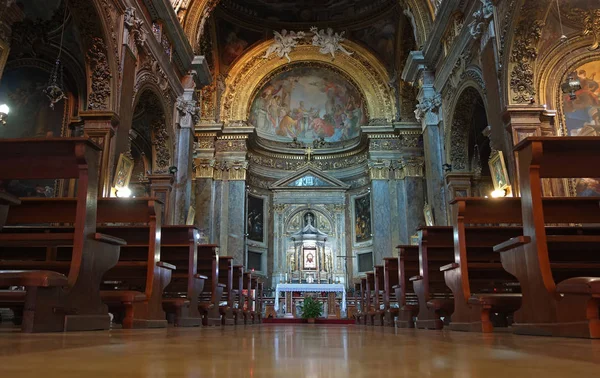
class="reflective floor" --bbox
[0,325,599,377]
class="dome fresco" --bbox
[249,66,366,144]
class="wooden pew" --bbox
[0,138,125,332]
[499,137,600,338]
[242,272,255,324]
[383,257,399,327]
[250,276,261,323]
[394,246,420,328]
[161,226,206,327]
[408,230,455,330]
[218,256,235,325]
[232,265,245,325]
[4,197,176,328]
[256,281,264,324]
[197,245,223,326]
[95,198,174,329]
[0,191,20,230]
[452,196,600,334]
[370,265,385,326]
[365,272,375,325]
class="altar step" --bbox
[262,318,355,325]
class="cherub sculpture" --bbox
[310,27,353,60]
[264,29,306,63]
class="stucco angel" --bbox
[310,27,353,60]
[264,30,306,63]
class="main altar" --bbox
[274,283,346,318]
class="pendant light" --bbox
[557,0,582,100]
[43,0,69,109]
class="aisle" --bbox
[0,325,598,377]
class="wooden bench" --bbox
[4,197,176,328]
[394,246,420,328]
[161,226,206,327]
[370,265,385,326]
[453,196,600,335]
[408,229,455,330]
[365,272,375,325]
[197,245,223,326]
[0,191,20,230]
[499,136,600,338]
[383,257,399,327]
[218,256,235,325]
[242,272,256,324]
[232,265,245,325]
[0,138,125,332]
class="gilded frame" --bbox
[488,150,510,190]
[113,153,134,189]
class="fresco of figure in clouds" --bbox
[249,66,366,144]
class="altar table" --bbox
[274,283,346,312]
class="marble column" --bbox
[174,91,199,225]
[194,132,217,242]
[213,135,249,264]
[415,71,447,225]
[395,157,426,244]
[369,160,392,265]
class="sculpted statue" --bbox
[310,27,353,59]
[264,30,306,63]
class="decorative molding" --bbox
[215,139,247,153]
[211,159,248,180]
[86,37,112,110]
[414,93,442,121]
[310,27,353,59]
[368,159,391,180]
[194,157,213,178]
[397,156,424,179]
[468,0,494,39]
[509,2,544,104]
[176,95,200,128]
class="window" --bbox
[358,252,373,273]
[247,251,262,272]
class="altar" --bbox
[274,283,346,318]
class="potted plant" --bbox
[300,296,323,324]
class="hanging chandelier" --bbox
[556,0,581,100]
[43,0,69,109]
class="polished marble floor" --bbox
[0,325,599,377]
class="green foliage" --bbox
[299,296,323,319]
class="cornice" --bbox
[143,0,195,76]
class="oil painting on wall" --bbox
[247,195,264,242]
[562,60,600,196]
[249,66,366,143]
[354,194,372,243]
[218,19,263,68]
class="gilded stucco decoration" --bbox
[446,86,482,172]
[220,39,396,127]
[563,8,600,51]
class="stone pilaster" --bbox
[414,70,447,225]
[194,132,216,243]
[368,159,392,265]
[395,156,425,243]
[212,135,249,264]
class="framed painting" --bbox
[423,202,434,226]
[354,194,372,243]
[186,206,195,226]
[113,153,134,189]
[488,150,510,190]
[247,195,264,242]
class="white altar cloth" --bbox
[274,283,346,312]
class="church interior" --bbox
[0,0,600,376]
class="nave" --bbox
[0,325,598,378]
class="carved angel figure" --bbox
[310,27,353,60]
[264,29,306,63]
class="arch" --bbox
[220,39,396,126]
[131,87,174,174]
[68,0,120,111]
[445,84,488,172]
[284,206,335,236]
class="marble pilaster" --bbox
[369,168,392,265]
[395,157,425,243]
